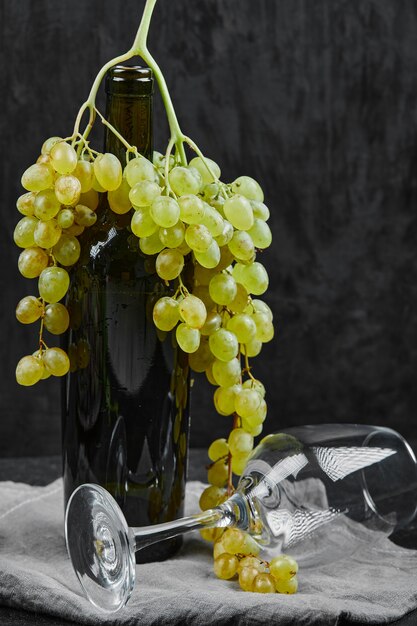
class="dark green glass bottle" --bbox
[62,66,190,562]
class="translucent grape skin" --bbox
[42,347,70,376]
[155,249,184,281]
[93,153,123,191]
[43,303,70,334]
[152,297,180,331]
[179,295,207,329]
[176,323,200,353]
[18,247,49,278]
[16,355,44,386]
[16,296,43,324]
[38,267,70,303]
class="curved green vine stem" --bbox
[72,0,188,165]
[94,107,137,153]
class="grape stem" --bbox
[72,0,188,165]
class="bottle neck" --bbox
[104,92,153,165]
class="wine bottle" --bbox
[62,65,190,562]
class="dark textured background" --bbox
[0,0,416,456]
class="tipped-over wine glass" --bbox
[65,423,417,612]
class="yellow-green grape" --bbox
[242,378,266,397]
[21,163,53,192]
[179,295,207,329]
[79,188,99,211]
[41,136,63,155]
[275,576,298,594]
[232,262,246,283]
[15,296,43,324]
[253,573,275,594]
[228,428,253,456]
[208,438,229,462]
[240,401,267,430]
[242,339,262,358]
[188,337,215,372]
[155,249,184,281]
[207,458,228,487]
[251,200,270,221]
[178,194,205,224]
[199,485,226,511]
[73,160,94,192]
[150,196,180,228]
[213,536,227,559]
[153,297,180,331]
[222,528,246,553]
[231,176,264,202]
[228,230,255,261]
[250,298,273,320]
[269,555,298,581]
[213,384,241,415]
[176,323,200,353]
[64,224,85,237]
[43,303,70,334]
[108,177,132,214]
[93,153,122,191]
[216,245,235,271]
[18,247,49,278]
[34,218,61,249]
[52,234,81,266]
[212,357,241,387]
[224,195,254,231]
[206,364,217,385]
[215,220,234,247]
[202,182,220,202]
[200,528,223,542]
[238,556,266,574]
[159,222,185,248]
[42,347,70,376]
[208,273,237,305]
[201,206,224,237]
[239,262,269,296]
[209,328,239,362]
[129,180,160,208]
[33,189,61,221]
[252,312,274,343]
[239,566,259,592]
[55,175,81,206]
[200,311,222,336]
[192,285,214,311]
[185,223,212,253]
[189,156,221,185]
[235,388,262,419]
[247,219,272,249]
[16,355,44,386]
[213,553,238,580]
[229,283,249,313]
[16,192,36,216]
[50,141,77,174]
[13,216,38,248]
[169,166,202,196]
[194,239,221,269]
[74,205,97,227]
[131,208,158,237]
[227,313,257,344]
[139,231,164,255]
[92,173,106,192]
[38,266,69,303]
[231,452,250,475]
[241,419,263,437]
[124,156,156,186]
[194,263,216,285]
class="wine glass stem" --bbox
[132,502,239,552]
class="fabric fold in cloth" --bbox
[0,479,416,625]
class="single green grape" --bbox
[185,223,212,253]
[34,189,61,221]
[18,247,49,279]
[79,188,99,211]
[176,323,200,353]
[209,273,237,305]
[52,234,81,266]
[212,357,241,387]
[238,566,259,592]
[251,200,270,221]
[159,221,185,248]
[43,303,70,335]
[152,297,180,331]
[56,209,74,229]
[155,249,184,281]
[139,231,165,255]
[224,194,254,231]
[199,485,226,511]
[38,266,70,303]
[229,283,249,313]
[226,313,257,344]
[247,219,272,249]
[73,160,94,193]
[200,311,222,336]
[169,166,202,196]
[16,192,36,216]
[150,196,180,228]
[213,553,238,580]
[41,136,63,155]
[93,153,122,191]
[55,175,81,206]
[188,338,215,372]
[194,239,221,269]
[108,177,132,214]
[13,216,38,248]
[21,163,53,192]
[178,194,206,224]
[209,328,239,362]
[208,438,229,462]
[231,176,264,202]
[269,555,299,581]
[234,388,262,419]
[131,208,158,238]
[275,576,298,594]
[15,296,43,324]
[179,295,207,329]
[228,230,255,261]
[16,355,44,386]
[189,156,221,185]
[242,378,266,398]
[50,141,78,175]
[74,205,97,227]
[228,428,254,456]
[213,384,241,415]
[240,262,269,296]
[252,573,275,594]
[129,180,161,208]
[207,459,228,487]
[201,206,224,237]
[124,156,156,186]
[42,347,70,376]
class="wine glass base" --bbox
[65,483,135,612]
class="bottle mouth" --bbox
[105,65,153,96]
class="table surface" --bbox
[0,450,416,626]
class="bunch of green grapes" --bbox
[203,526,299,594]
